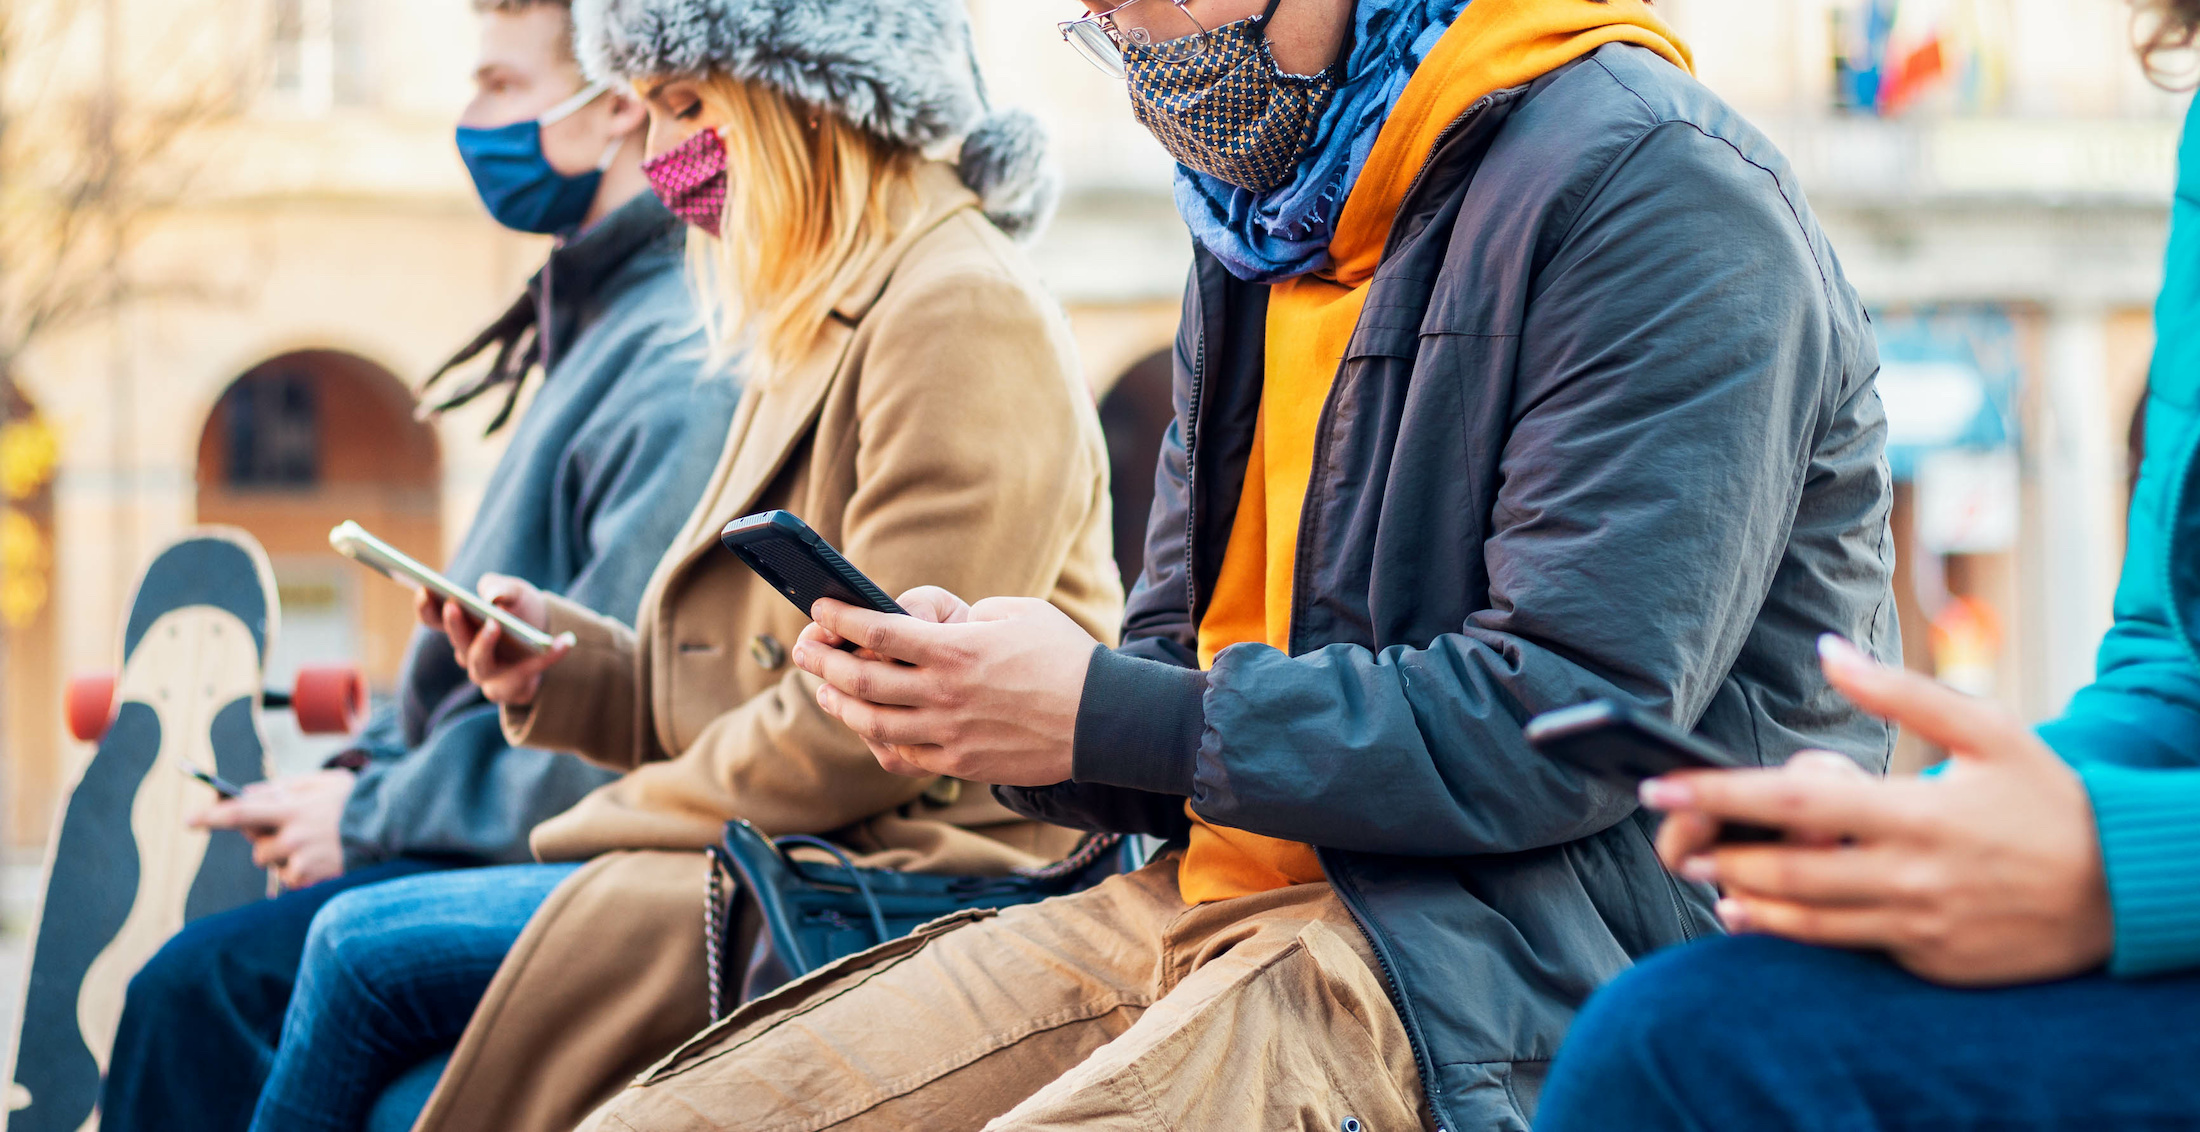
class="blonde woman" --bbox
[241,2,1123,1129]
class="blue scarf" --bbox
[1175,0,1470,283]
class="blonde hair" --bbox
[684,76,920,378]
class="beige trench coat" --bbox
[408,162,1123,1132]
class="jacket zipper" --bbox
[2158,423,2200,657]
[1323,849,1449,1132]
[1286,98,1505,1132]
[1182,305,1209,618]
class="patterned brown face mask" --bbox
[1125,14,1338,194]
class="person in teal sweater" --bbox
[1534,2,2200,1127]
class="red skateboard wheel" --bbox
[65,674,118,742]
[291,666,367,735]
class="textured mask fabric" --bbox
[1172,0,1469,283]
[1126,17,1338,194]
[644,128,730,237]
[456,119,606,234]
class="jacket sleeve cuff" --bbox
[2077,762,2200,977]
[1070,644,1204,797]
[500,594,638,763]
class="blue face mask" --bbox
[456,82,616,235]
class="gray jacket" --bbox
[1001,46,1897,1130]
[342,193,737,868]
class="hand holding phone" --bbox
[720,512,906,651]
[439,574,571,708]
[1524,700,1782,844]
[330,521,556,655]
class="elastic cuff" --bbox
[2078,762,2200,977]
[1070,645,1204,797]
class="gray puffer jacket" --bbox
[1000,45,1897,1131]
[342,193,738,868]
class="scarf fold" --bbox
[1177,0,1469,283]
[1182,0,1691,284]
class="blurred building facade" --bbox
[0,0,537,848]
[1690,0,2186,769]
[0,0,2185,847]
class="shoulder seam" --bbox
[1584,54,1836,305]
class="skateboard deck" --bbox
[5,528,280,1132]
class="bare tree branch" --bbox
[0,0,247,382]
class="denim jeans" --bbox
[1536,933,2200,1132]
[100,858,446,1132]
[245,862,579,1132]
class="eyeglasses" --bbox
[1058,0,1209,79]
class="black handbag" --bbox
[705,818,1142,1019]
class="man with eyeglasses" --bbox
[577,1,1896,1129]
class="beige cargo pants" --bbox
[576,854,1431,1132]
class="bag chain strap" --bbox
[1010,831,1123,881]
[705,848,731,1022]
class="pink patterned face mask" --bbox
[643,127,729,237]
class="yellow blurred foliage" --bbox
[1,507,50,627]
[2,417,60,502]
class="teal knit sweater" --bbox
[2035,101,2200,978]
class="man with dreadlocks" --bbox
[97,3,735,1129]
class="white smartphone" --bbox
[328,520,555,655]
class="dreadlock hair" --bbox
[418,287,542,436]
[2137,0,2200,87]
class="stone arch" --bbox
[195,350,442,734]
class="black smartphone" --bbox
[1523,700,1780,844]
[719,512,907,649]
[178,764,243,800]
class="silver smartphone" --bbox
[328,520,555,655]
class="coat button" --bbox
[1340,1120,1362,1132]
[748,633,787,670]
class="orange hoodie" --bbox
[1182,0,1692,905]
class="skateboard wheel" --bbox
[64,674,118,742]
[291,666,367,735]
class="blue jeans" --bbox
[244,862,578,1132]
[1537,934,2200,1132]
[100,858,446,1132]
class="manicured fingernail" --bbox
[1639,778,1692,810]
[1680,856,1718,883]
[1716,898,1751,932]
[1818,634,1866,669]
[555,632,576,649]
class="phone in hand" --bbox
[719,512,905,651]
[329,521,554,655]
[179,763,243,800]
[1524,700,1781,844]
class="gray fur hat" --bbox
[573,0,1059,241]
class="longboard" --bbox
[4,529,289,1132]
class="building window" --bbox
[270,0,371,112]
[224,370,320,488]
